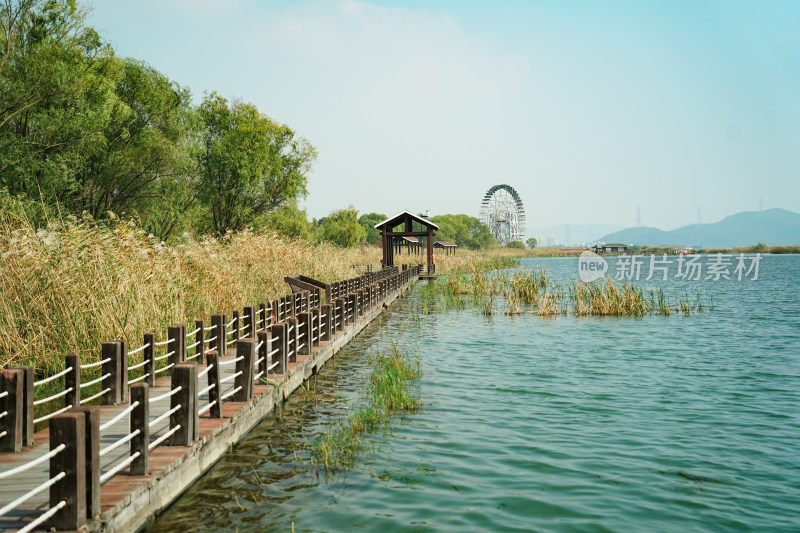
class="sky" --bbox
[86,0,800,233]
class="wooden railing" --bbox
[0,266,420,531]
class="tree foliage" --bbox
[506,240,525,249]
[196,93,316,235]
[358,212,386,245]
[317,206,366,247]
[0,1,317,241]
[429,214,497,250]
[526,237,537,249]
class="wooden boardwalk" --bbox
[0,269,417,532]
[0,353,275,531]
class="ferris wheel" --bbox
[479,184,526,246]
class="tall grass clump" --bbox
[570,277,650,317]
[0,198,379,376]
[312,344,421,472]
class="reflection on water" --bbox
[151,256,800,533]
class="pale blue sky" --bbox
[87,0,800,232]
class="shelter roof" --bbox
[434,241,457,247]
[374,210,439,231]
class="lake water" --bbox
[149,255,800,532]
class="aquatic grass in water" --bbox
[312,344,421,472]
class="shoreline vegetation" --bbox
[310,344,422,473]
[507,244,800,257]
[419,261,711,318]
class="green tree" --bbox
[318,206,366,247]
[506,240,524,249]
[429,214,497,250]
[358,212,386,245]
[196,92,316,234]
[526,237,537,249]
[257,201,312,240]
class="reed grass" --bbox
[0,204,380,378]
[311,344,421,472]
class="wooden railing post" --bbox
[194,320,204,360]
[204,351,222,418]
[232,310,241,342]
[118,339,129,402]
[102,342,122,405]
[130,383,149,475]
[234,339,255,402]
[334,298,345,333]
[71,406,100,519]
[347,293,357,324]
[169,363,198,446]
[297,312,311,355]
[144,333,156,386]
[269,323,288,375]
[259,303,268,332]
[243,305,256,339]
[50,412,86,530]
[286,317,298,363]
[310,308,320,348]
[168,325,185,373]
[0,369,24,452]
[65,353,81,409]
[257,330,269,375]
[211,314,226,358]
[320,304,331,343]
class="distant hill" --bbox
[528,224,625,246]
[597,208,800,248]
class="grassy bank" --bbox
[312,344,421,472]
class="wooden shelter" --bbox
[433,241,458,256]
[374,211,439,273]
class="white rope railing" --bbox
[149,425,180,451]
[128,342,151,356]
[253,371,264,382]
[198,401,216,416]
[100,452,141,484]
[80,357,111,369]
[149,404,181,429]
[0,411,7,419]
[198,383,215,397]
[79,388,110,405]
[0,471,66,519]
[33,367,73,387]
[186,340,201,351]
[153,338,175,347]
[268,348,280,358]
[204,324,216,331]
[17,500,67,533]
[225,337,237,346]
[129,373,150,384]
[33,404,74,424]
[0,443,66,479]
[149,386,182,404]
[256,340,264,351]
[99,429,140,458]
[205,335,217,343]
[128,359,148,371]
[154,350,175,362]
[33,387,72,406]
[220,386,242,402]
[297,343,306,351]
[268,360,280,372]
[254,357,264,367]
[80,373,110,389]
[226,317,237,328]
[219,371,242,385]
[154,363,174,375]
[186,327,200,337]
[0,391,7,399]
[198,364,214,379]
[218,356,244,367]
[99,401,139,432]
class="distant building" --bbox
[592,243,628,254]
